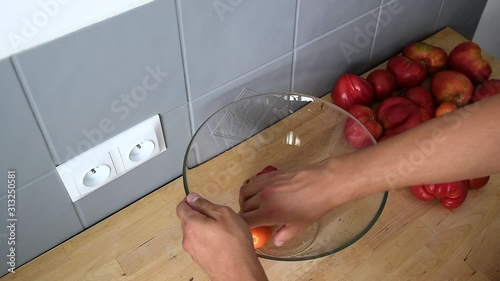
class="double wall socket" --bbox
[56,115,167,202]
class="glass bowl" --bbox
[182,93,387,261]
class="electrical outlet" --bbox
[115,117,164,170]
[71,152,117,195]
[57,115,167,202]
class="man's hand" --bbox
[239,161,351,247]
[177,193,268,281]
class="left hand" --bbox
[177,193,268,281]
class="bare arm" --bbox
[240,95,500,245]
[332,94,500,200]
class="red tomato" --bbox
[331,74,374,110]
[375,87,434,140]
[435,102,457,117]
[448,42,492,84]
[411,180,469,209]
[251,226,272,248]
[367,69,397,101]
[387,55,427,89]
[431,70,473,107]
[468,176,490,190]
[402,42,447,74]
[473,79,500,102]
[256,165,278,176]
[344,105,383,148]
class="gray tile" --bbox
[189,52,293,132]
[187,93,299,167]
[296,0,381,46]
[436,0,487,40]
[0,171,83,276]
[371,0,443,65]
[0,58,54,197]
[178,0,295,100]
[73,105,191,227]
[13,0,187,164]
[293,12,377,97]
[473,0,500,58]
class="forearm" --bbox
[331,95,500,200]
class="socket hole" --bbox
[82,165,111,187]
[129,140,155,162]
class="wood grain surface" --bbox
[2,28,499,281]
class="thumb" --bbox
[186,193,218,218]
[273,224,301,247]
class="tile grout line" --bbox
[0,169,54,195]
[433,0,446,32]
[173,0,195,136]
[294,6,381,51]
[10,56,61,165]
[290,0,301,92]
[188,50,294,105]
[369,4,383,65]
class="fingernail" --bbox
[275,241,284,247]
[187,193,200,204]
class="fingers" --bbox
[239,194,260,214]
[273,224,301,247]
[176,198,199,221]
[186,193,226,219]
[239,209,262,229]
[239,180,266,207]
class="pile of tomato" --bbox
[333,41,498,209]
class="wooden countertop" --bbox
[3,28,499,281]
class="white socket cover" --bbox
[56,115,167,202]
[116,121,161,170]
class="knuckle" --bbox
[181,220,194,234]
[182,238,191,254]
[260,187,275,200]
[217,205,233,216]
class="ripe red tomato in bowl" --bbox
[251,226,273,248]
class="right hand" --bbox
[239,160,355,246]
[177,193,267,281]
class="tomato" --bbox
[472,79,500,102]
[402,42,447,74]
[411,180,469,209]
[331,74,374,110]
[344,105,382,148]
[251,226,272,248]
[435,102,457,117]
[468,176,490,190]
[448,42,492,84]
[256,165,278,176]
[431,70,473,107]
[375,87,434,140]
[366,69,397,101]
[387,55,427,89]
[401,86,435,121]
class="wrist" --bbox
[323,154,375,207]
[213,251,267,281]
